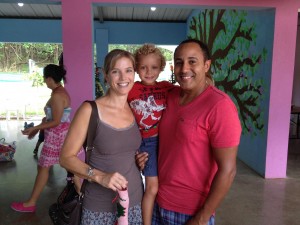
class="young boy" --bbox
[128,44,173,225]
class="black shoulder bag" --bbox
[49,101,98,225]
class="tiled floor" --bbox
[217,138,300,225]
[0,120,66,225]
[1,120,300,225]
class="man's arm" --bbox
[187,146,238,225]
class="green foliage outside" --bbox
[0,43,63,73]
[0,43,173,88]
[23,70,44,87]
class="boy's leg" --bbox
[142,176,158,225]
[140,136,158,225]
[33,130,45,155]
[33,141,42,155]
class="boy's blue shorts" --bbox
[140,136,158,177]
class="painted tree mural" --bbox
[188,9,267,135]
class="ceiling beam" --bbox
[97,6,104,23]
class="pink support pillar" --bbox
[61,0,94,117]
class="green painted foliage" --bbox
[188,9,267,135]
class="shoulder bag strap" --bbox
[80,100,99,194]
[83,100,98,162]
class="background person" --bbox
[11,64,71,212]
[137,39,242,225]
[60,49,143,225]
[128,44,173,225]
[33,129,44,155]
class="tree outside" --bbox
[0,43,63,72]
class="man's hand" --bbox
[135,151,148,171]
[186,213,210,225]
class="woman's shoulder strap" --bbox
[83,100,98,152]
[84,100,98,119]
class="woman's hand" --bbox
[21,127,39,139]
[135,151,148,171]
[41,117,47,123]
[96,171,128,192]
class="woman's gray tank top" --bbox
[83,114,143,212]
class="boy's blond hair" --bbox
[134,44,166,71]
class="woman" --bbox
[60,49,143,225]
[11,64,71,212]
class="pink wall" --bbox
[61,0,300,178]
[62,0,94,116]
[265,5,299,178]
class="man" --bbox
[137,39,242,225]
